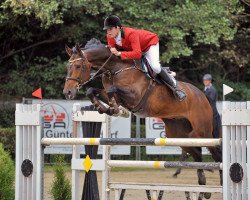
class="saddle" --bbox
[137,56,176,83]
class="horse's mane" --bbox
[71,38,105,54]
[81,38,133,64]
[72,38,134,65]
[82,38,106,50]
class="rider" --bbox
[103,15,186,101]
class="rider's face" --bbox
[107,27,120,38]
[203,80,211,87]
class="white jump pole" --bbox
[41,138,222,147]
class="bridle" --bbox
[66,49,145,90]
[66,50,113,91]
[66,57,85,82]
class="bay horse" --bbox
[63,39,222,200]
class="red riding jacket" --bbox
[107,27,159,60]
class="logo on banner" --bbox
[43,103,72,138]
[151,118,166,138]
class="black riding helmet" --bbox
[103,15,122,30]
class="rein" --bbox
[66,50,144,89]
[85,52,113,83]
[104,60,145,81]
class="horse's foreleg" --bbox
[86,87,110,114]
[107,86,120,115]
[98,87,129,118]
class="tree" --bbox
[0,0,248,100]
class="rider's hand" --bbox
[110,47,121,57]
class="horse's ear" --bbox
[65,44,72,56]
[76,43,84,57]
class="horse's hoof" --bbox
[173,168,181,178]
[97,107,104,114]
[204,192,211,199]
[172,173,178,178]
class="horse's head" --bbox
[63,44,92,99]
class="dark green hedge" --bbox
[0,128,15,158]
[0,106,15,128]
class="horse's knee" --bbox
[107,86,117,98]
[86,87,101,98]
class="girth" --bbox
[131,79,156,113]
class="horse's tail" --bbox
[212,113,222,138]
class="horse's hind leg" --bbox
[182,147,209,200]
[208,146,223,185]
[173,150,189,178]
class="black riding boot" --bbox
[158,69,186,101]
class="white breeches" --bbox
[144,43,161,74]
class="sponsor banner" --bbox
[26,99,131,155]
[145,117,210,155]
[26,99,222,155]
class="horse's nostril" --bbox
[63,88,75,99]
[63,89,71,98]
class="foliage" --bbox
[1,56,67,98]
[0,143,15,200]
[50,155,71,200]
[0,0,249,100]
[0,105,15,128]
[0,128,15,158]
[113,0,238,61]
